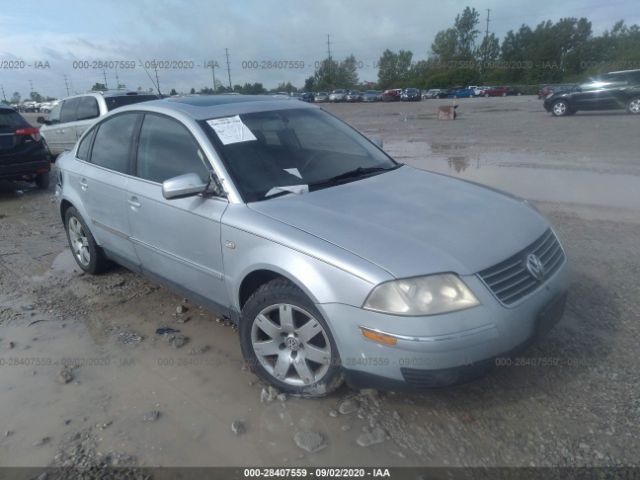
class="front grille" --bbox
[478,229,565,305]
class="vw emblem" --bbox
[525,253,545,281]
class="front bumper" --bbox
[317,261,569,389]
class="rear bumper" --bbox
[0,159,50,179]
[318,261,570,389]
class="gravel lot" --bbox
[1,96,639,470]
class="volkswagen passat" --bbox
[55,96,569,395]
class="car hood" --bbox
[248,166,548,278]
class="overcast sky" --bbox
[1,0,637,99]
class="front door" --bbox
[125,113,230,310]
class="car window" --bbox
[136,114,209,184]
[0,109,29,133]
[76,97,99,121]
[60,97,81,123]
[89,113,139,173]
[48,102,62,124]
[76,127,96,161]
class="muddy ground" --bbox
[0,96,639,470]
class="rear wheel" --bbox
[240,279,344,396]
[627,97,640,114]
[64,207,110,274]
[551,100,570,117]
[35,172,49,190]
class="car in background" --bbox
[361,90,380,102]
[543,69,640,116]
[329,89,348,102]
[56,95,569,394]
[38,91,158,156]
[39,101,59,113]
[537,84,577,99]
[436,89,455,99]
[314,92,329,103]
[381,89,402,102]
[448,87,475,98]
[0,105,51,189]
[299,92,315,103]
[422,89,441,99]
[345,90,362,102]
[482,86,520,97]
[22,101,39,112]
[401,88,421,101]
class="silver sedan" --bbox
[55,95,569,396]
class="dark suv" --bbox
[544,69,640,116]
[0,106,51,189]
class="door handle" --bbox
[79,178,88,191]
[128,196,141,209]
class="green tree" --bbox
[377,49,413,88]
[11,92,21,104]
[169,88,178,95]
[91,83,107,92]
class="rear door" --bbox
[79,112,141,263]
[125,113,229,309]
[58,97,81,151]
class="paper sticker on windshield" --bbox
[206,115,257,145]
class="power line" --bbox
[225,48,232,89]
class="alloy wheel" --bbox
[251,303,332,386]
[553,102,567,116]
[68,216,90,266]
[629,98,640,114]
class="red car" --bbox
[381,89,402,102]
[482,86,520,97]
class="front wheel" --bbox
[627,97,640,114]
[551,100,570,117]
[240,279,344,396]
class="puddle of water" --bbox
[386,141,640,212]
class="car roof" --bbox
[118,94,317,120]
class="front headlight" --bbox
[363,274,480,316]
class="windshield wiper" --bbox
[309,165,399,189]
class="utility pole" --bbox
[1,86,6,102]
[485,9,491,40]
[102,70,109,90]
[225,48,232,89]
[29,80,34,94]
[63,75,70,96]
[211,61,217,92]
[115,68,121,90]
[154,65,161,95]
[326,34,332,85]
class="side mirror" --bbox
[36,116,46,124]
[371,136,384,149]
[162,173,208,200]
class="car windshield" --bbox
[201,108,398,202]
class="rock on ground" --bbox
[293,431,327,454]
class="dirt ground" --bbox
[1,96,639,470]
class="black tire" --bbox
[64,206,110,274]
[240,279,344,397]
[551,99,570,117]
[627,97,640,114]
[35,171,50,190]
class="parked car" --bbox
[314,92,329,103]
[401,88,421,101]
[56,95,569,394]
[436,89,455,99]
[381,89,402,101]
[537,84,578,99]
[422,89,441,99]
[361,90,380,102]
[544,69,640,116]
[0,105,51,189]
[481,86,519,97]
[329,89,347,102]
[38,91,158,156]
[448,87,475,98]
[299,92,315,103]
[345,90,362,102]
